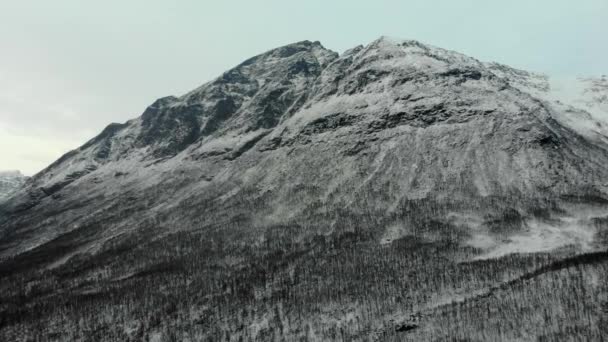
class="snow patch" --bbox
[473,217,598,260]
[380,223,408,244]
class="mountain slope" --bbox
[1,37,607,341]
[0,171,27,203]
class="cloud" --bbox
[0,123,83,176]
[0,53,139,175]
[0,70,100,175]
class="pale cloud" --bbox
[0,123,84,175]
[0,65,119,175]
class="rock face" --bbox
[1,37,608,341]
[0,171,27,203]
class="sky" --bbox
[0,0,607,175]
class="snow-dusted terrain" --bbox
[0,171,27,203]
[1,37,607,341]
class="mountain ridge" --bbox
[1,37,608,341]
[2,36,608,259]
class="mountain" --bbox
[1,37,607,341]
[0,171,27,203]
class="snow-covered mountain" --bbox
[1,37,607,341]
[486,63,608,143]
[0,171,27,203]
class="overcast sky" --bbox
[1,0,607,175]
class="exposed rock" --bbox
[1,36,608,341]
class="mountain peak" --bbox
[3,37,608,341]
[369,35,441,50]
[372,35,419,45]
[350,36,484,73]
[264,39,330,54]
[7,38,608,219]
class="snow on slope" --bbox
[486,63,608,144]
[2,37,608,262]
[0,170,27,203]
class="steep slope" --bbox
[0,171,27,203]
[486,63,608,144]
[1,37,607,341]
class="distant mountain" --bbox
[1,37,607,341]
[0,171,27,203]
